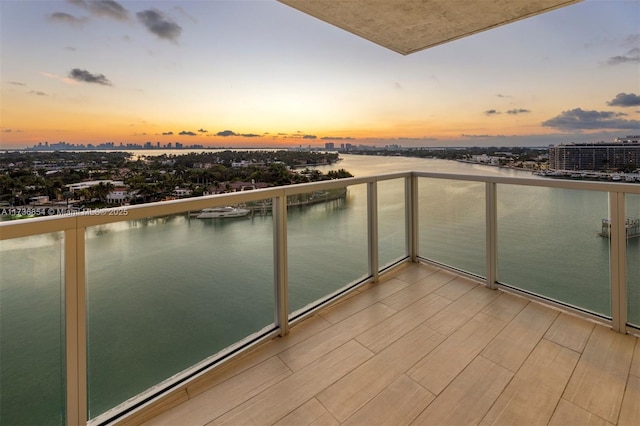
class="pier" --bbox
[246,188,348,216]
[598,218,640,239]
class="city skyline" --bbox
[1,0,639,149]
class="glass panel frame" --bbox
[626,193,640,327]
[377,178,408,270]
[0,232,66,425]
[287,184,368,315]
[85,208,275,418]
[497,184,611,317]
[417,177,486,277]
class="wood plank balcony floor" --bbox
[122,262,640,426]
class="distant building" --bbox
[470,154,500,165]
[106,187,129,204]
[172,187,192,198]
[228,181,269,192]
[65,180,125,192]
[549,136,640,171]
[231,160,265,168]
[29,196,50,205]
[325,142,335,150]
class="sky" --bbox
[0,0,639,149]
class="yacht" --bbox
[196,206,250,219]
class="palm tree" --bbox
[91,182,115,204]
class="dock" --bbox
[598,217,640,239]
[246,188,348,216]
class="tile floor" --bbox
[119,262,640,426]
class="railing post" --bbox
[65,226,87,425]
[609,191,627,333]
[368,181,379,282]
[485,182,498,289]
[407,174,418,262]
[273,195,289,336]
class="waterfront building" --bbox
[172,187,192,198]
[549,136,640,171]
[105,187,130,204]
[65,180,124,192]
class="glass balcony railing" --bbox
[0,232,66,425]
[417,177,485,277]
[497,185,610,316]
[288,184,369,316]
[628,194,640,327]
[85,209,276,418]
[0,172,638,425]
[377,178,408,270]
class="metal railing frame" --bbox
[1,171,638,425]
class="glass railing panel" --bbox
[417,177,486,277]
[497,185,610,316]
[86,207,274,419]
[0,232,65,425]
[627,193,640,328]
[288,185,368,314]
[378,178,407,269]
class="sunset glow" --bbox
[1,0,639,149]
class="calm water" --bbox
[1,154,638,424]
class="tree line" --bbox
[0,151,350,206]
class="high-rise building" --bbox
[549,136,640,171]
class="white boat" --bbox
[196,206,250,219]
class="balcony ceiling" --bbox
[277,0,582,55]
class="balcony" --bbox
[1,171,639,425]
[132,262,639,425]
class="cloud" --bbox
[608,47,640,65]
[9,81,26,86]
[69,68,112,85]
[214,130,260,137]
[302,134,317,139]
[321,136,355,140]
[30,91,47,96]
[89,0,129,20]
[162,131,173,135]
[2,129,12,133]
[461,134,507,138]
[542,108,640,132]
[607,92,640,107]
[623,33,640,46]
[484,108,530,116]
[496,94,511,98]
[68,0,130,21]
[49,12,86,25]
[179,130,196,136]
[136,9,182,42]
[197,128,208,133]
